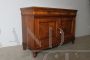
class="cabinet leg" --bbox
[22,43,27,50]
[71,37,75,44]
[23,46,26,50]
[72,40,74,44]
[33,52,37,57]
[72,39,75,44]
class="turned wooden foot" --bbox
[71,37,75,44]
[22,43,27,50]
[33,52,37,57]
[23,46,26,50]
[72,40,75,44]
[71,39,75,44]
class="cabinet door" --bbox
[61,17,74,35]
[61,17,74,42]
[35,18,61,49]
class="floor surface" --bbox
[0,35,90,60]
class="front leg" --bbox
[22,42,27,50]
[71,37,75,44]
[33,52,37,57]
[72,40,75,44]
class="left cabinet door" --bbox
[34,18,61,49]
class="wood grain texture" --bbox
[20,7,77,57]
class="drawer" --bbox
[33,11,68,16]
[33,9,76,16]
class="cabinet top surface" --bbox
[20,6,77,11]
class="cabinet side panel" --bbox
[21,15,27,50]
[27,16,35,49]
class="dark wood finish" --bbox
[20,7,77,57]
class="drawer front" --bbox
[33,8,76,16]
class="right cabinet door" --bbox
[61,17,75,43]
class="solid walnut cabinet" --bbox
[20,7,77,57]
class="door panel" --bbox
[61,17,74,42]
[37,18,61,48]
[39,22,49,39]
[39,19,56,39]
[61,17,73,35]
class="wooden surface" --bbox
[21,7,77,57]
